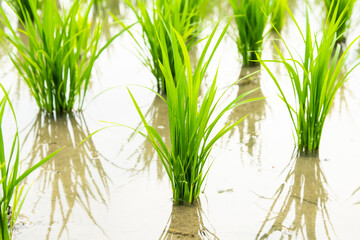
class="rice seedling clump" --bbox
[259,9,360,154]
[229,0,270,66]
[324,0,356,42]
[125,0,206,94]
[0,0,123,113]
[270,0,288,31]
[129,19,260,204]
[8,0,35,21]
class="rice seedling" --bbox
[94,0,104,7]
[185,0,209,33]
[229,0,270,66]
[0,0,127,113]
[124,0,205,94]
[128,19,262,204]
[8,0,35,21]
[0,85,61,239]
[270,0,288,31]
[259,9,360,154]
[324,0,356,42]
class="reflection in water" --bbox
[93,0,120,15]
[227,66,266,166]
[88,0,123,51]
[287,0,298,14]
[328,68,352,116]
[238,65,261,85]
[91,0,138,19]
[160,200,218,240]
[267,31,285,59]
[125,96,168,180]
[256,153,335,239]
[83,0,137,53]
[23,112,111,239]
[352,186,360,205]
[205,0,232,21]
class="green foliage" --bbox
[229,0,270,66]
[0,85,61,239]
[0,0,124,113]
[128,19,261,204]
[324,0,356,42]
[270,0,288,31]
[8,0,35,21]
[124,0,206,94]
[182,0,209,33]
[259,9,360,154]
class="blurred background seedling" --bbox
[229,0,270,66]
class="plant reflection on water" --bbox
[23,112,111,239]
[227,65,266,166]
[160,200,218,240]
[256,152,335,239]
[123,95,168,180]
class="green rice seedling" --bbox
[229,0,270,66]
[0,0,127,113]
[270,0,288,31]
[156,0,209,30]
[324,0,356,42]
[124,0,204,94]
[184,0,209,34]
[94,0,104,6]
[259,9,360,154]
[0,85,61,239]
[8,0,35,21]
[128,19,262,204]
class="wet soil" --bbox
[160,202,218,240]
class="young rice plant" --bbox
[0,85,61,239]
[259,9,360,154]
[229,0,270,66]
[124,0,205,94]
[0,0,126,113]
[128,19,261,204]
[324,0,356,42]
[270,0,288,31]
[182,0,209,35]
[8,0,35,21]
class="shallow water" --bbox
[1,0,360,239]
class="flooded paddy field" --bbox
[1,0,360,239]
